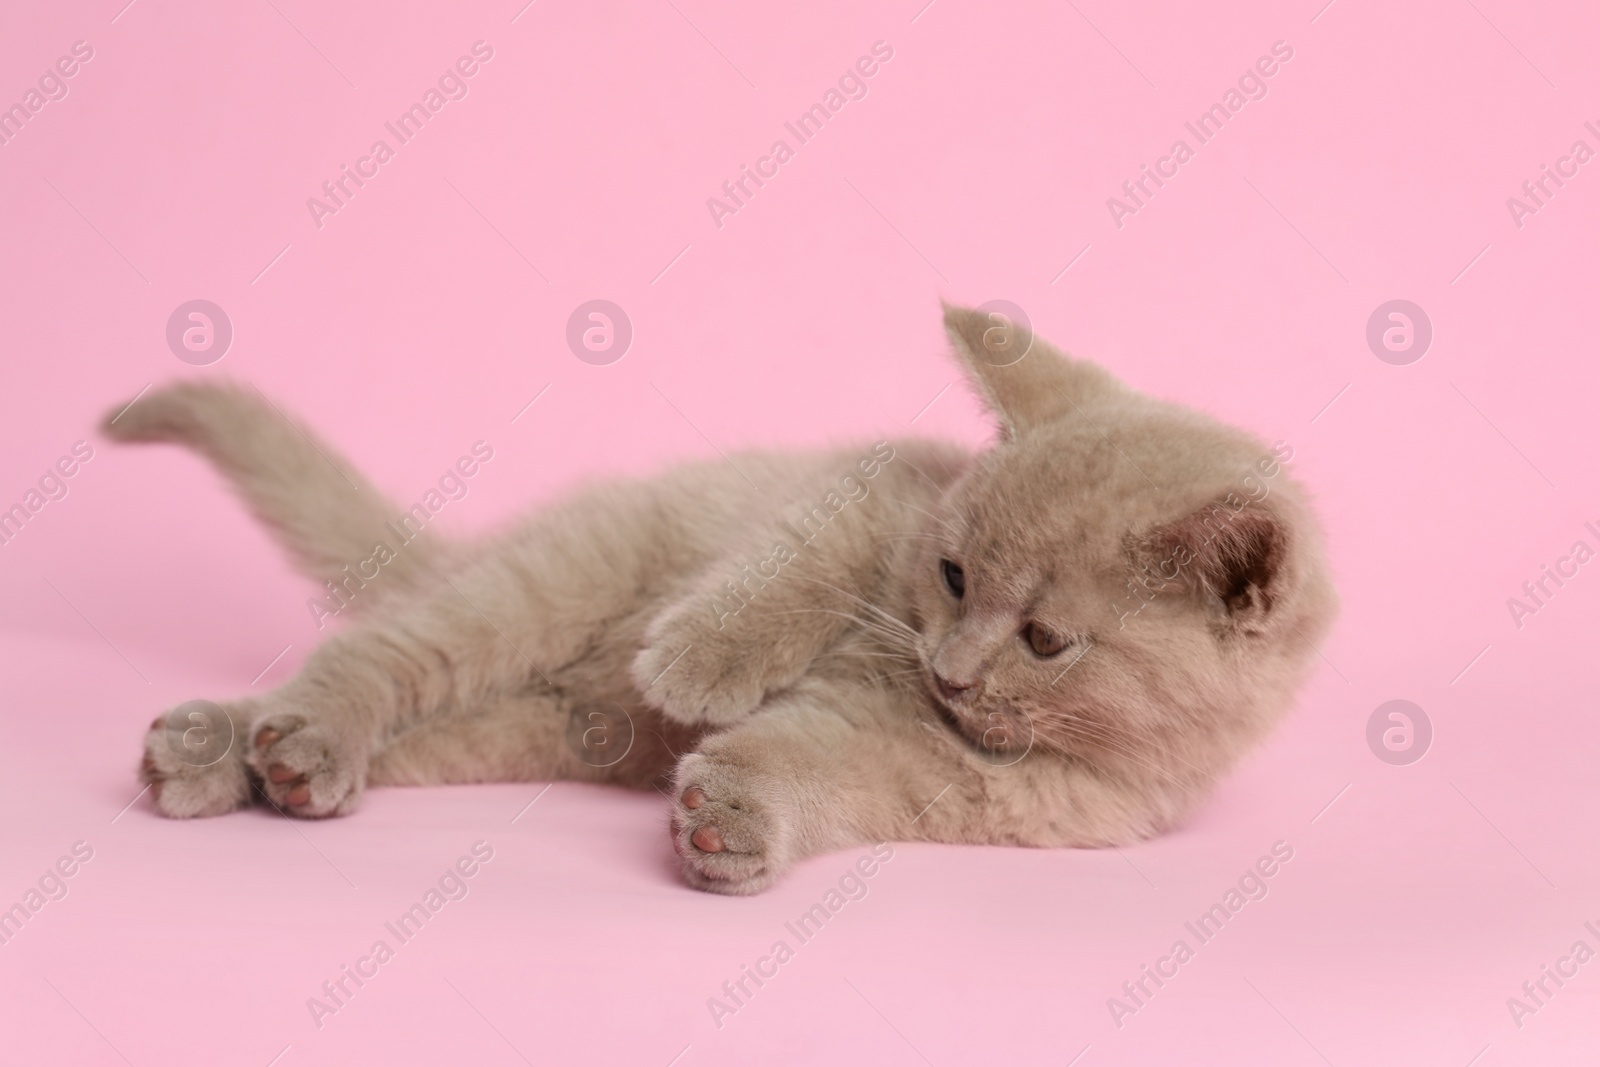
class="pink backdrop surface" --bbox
[2,0,1598,1064]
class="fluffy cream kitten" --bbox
[111,305,1336,895]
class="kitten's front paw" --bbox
[632,622,769,728]
[670,753,792,895]
[246,714,366,818]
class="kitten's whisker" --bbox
[872,533,945,544]
[761,605,907,639]
[787,577,919,637]
[878,494,960,537]
[1067,713,1206,775]
[768,587,920,649]
[1057,735,1184,788]
[645,728,687,761]
[1046,715,1193,785]
[760,608,916,653]
[1053,713,1167,756]
[812,648,919,662]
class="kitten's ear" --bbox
[942,303,1118,438]
[1141,499,1289,635]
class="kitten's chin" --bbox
[927,689,1036,763]
[929,695,972,740]
[928,694,1012,753]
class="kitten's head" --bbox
[903,305,1335,792]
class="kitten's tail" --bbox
[102,381,443,605]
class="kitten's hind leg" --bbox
[216,560,606,817]
[139,687,691,818]
[368,691,690,791]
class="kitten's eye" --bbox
[1025,623,1068,657]
[941,559,965,599]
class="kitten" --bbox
[111,305,1336,895]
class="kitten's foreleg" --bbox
[664,683,951,894]
[632,512,907,728]
[665,683,1181,893]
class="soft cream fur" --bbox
[110,306,1336,894]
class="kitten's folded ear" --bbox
[1139,498,1290,635]
[942,302,1120,439]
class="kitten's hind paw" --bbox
[246,715,366,818]
[140,704,251,818]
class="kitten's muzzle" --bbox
[929,670,992,747]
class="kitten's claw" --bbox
[246,715,364,817]
[670,755,789,894]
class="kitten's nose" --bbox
[934,672,981,703]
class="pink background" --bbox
[2,0,1598,1063]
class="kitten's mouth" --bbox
[930,696,971,739]
[928,693,1016,750]
[927,686,1035,762]
[920,666,976,741]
